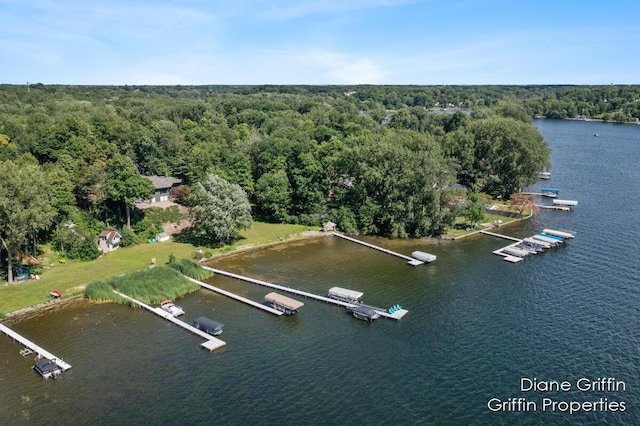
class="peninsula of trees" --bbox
[1,84,637,281]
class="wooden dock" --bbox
[204,266,408,321]
[535,204,571,211]
[185,277,283,316]
[332,232,425,266]
[0,322,72,371]
[112,290,226,351]
[479,230,523,242]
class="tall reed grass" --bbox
[167,259,212,280]
[85,266,199,305]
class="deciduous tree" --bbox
[0,161,55,283]
[188,174,252,245]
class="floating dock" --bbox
[0,322,72,372]
[203,266,408,321]
[113,290,226,351]
[332,232,434,266]
[186,277,283,316]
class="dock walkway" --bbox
[0,322,72,370]
[186,277,283,316]
[204,266,408,320]
[479,230,523,242]
[113,290,226,351]
[332,232,424,266]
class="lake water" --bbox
[1,119,639,425]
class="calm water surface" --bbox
[1,119,638,425]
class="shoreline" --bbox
[1,219,530,322]
[1,230,330,322]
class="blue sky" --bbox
[1,0,639,85]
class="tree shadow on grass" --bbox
[172,227,246,249]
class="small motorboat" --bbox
[159,300,185,317]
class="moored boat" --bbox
[160,300,185,317]
[347,305,380,322]
[33,356,63,379]
[193,317,225,336]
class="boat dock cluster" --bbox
[527,177,578,211]
[486,229,575,263]
[0,322,72,379]
[204,266,409,322]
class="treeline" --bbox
[0,84,592,263]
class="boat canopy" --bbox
[541,188,560,193]
[411,251,437,263]
[264,292,304,310]
[328,287,363,300]
[193,317,224,331]
[532,234,560,245]
[522,237,551,248]
[553,199,578,206]
[503,247,530,258]
[542,229,575,239]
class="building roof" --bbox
[99,230,121,242]
[143,175,182,190]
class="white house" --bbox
[98,230,122,253]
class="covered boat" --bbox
[411,251,437,263]
[328,287,363,304]
[264,292,304,315]
[193,317,225,336]
[33,357,63,379]
[347,305,380,322]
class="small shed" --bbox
[323,221,337,232]
[156,232,170,242]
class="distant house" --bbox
[156,232,170,242]
[323,221,337,232]
[98,230,122,253]
[142,175,183,203]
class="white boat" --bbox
[160,300,185,317]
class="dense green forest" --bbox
[1,84,638,281]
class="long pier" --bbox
[204,266,408,320]
[0,322,72,371]
[332,232,424,266]
[479,230,523,242]
[113,290,226,351]
[185,277,283,316]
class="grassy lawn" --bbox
[0,222,311,316]
[442,207,531,240]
